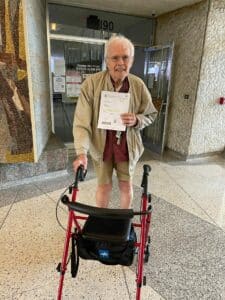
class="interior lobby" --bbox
[0,0,224,299]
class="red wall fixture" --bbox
[219,97,225,105]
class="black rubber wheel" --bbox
[144,245,150,263]
[71,236,79,278]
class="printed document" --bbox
[97,91,130,131]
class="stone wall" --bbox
[189,0,225,155]
[23,0,52,161]
[0,133,68,187]
[155,1,209,156]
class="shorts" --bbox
[92,159,131,185]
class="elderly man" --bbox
[73,35,157,209]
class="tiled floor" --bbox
[0,152,225,299]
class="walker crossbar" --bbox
[65,201,134,219]
[64,200,152,219]
[57,165,153,300]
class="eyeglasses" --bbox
[107,55,132,63]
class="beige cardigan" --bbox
[73,70,157,175]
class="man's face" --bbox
[106,41,133,83]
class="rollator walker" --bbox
[57,164,153,300]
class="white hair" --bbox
[105,35,135,58]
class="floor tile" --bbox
[0,205,11,228]
[134,162,215,225]
[0,151,224,300]
[159,163,225,229]
[0,186,18,208]
[34,174,74,195]
[122,267,165,300]
[0,193,129,300]
[16,184,46,202]
[137,197,225,300]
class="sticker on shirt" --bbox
[97,91,130,131]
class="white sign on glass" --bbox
[66,71,82,97]
[53,76,65,93]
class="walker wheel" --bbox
[71,234,79,278]
[144,245,150,263]
[143,276,147,286]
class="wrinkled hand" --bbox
[73,154,88,173]
[121,113,137,127]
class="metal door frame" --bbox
[143,42,174,156]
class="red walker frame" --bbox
[57,164,152,300]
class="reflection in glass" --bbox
[142,45,174,155]
[50,40,105,143]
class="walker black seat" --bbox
[77,215,136,266]
[82,216,132,242]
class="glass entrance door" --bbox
[50,37,105,143]
[142,44,174,155]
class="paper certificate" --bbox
[97,91,130,131]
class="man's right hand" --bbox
[73,154,88,173]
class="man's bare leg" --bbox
[96,183,112,208]
[118,180,133,209]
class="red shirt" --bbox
[103,77,129,163]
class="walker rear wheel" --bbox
[144,236,151,263]
[71,234,79,278]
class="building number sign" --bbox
[99,20,114,31]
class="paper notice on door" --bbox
[97,91,130,131]
[66,72,82,97]
[53,76,65,93]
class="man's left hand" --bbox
[121,113,137,127]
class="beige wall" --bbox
[156,1,209,156]
[23,0,52,161]
[189,0,225,155]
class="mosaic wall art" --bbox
[0,0,33,163]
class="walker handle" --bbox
[143,164,151,175]
[141,164,151,195]
[74,165,87,188]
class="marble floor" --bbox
[0,152,225,300]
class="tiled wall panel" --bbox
[189,0,225,155]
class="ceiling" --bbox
[49,0,204,17]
